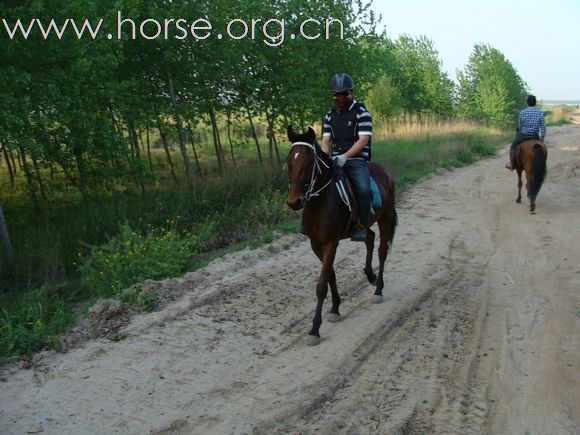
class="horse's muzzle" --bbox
[286,198,304,211]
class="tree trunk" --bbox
[0,203,15,278]
[266,110,273,162]
[1,141,15,187]
[30,151,47,201]
[209,108,225,176]
[126,151,147,198]
[245,104,263,166]
[138,130,145,153]
[266,108,281,165]
[15,147,23,171]
[166,68,195,193]
[73,146,92,208]
[146,114,153,172]
[157,119,179,186]
[8,147,18,174]
[16,143,40,212]
[216,116,225,168]
[128,121,141,160]
[187,128,202,174]
[123,126,147,198]
[226,112,237,167]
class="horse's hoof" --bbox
[366,273,377,284]
[371,294,384,304]
[326,312,341,322]
[516,198,521,203]
[305,335,321,346]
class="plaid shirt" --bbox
[518,106,546,140]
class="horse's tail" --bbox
[389,209,398,246]
[385,173,398,248]
[528,144,547,199]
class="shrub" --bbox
[77,223,196,298]
[0,290,72,357]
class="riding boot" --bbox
[510,149,516,170]
[351,204,370,242]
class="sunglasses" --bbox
[333,91,351,97]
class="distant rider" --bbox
[506,95,546,170]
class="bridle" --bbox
[288,141,332,200]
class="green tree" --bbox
[366,73,402,125]
[457,44,527,127]
[391,35,454,118]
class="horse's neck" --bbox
[312,165,333,192]
[306,167,338,206]
[303,173,350,233]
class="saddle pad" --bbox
[370,177,382,209]
[335,174,382,210]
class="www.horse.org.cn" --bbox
[1,12,345,46]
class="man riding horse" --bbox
[322,73,373,241]
[506,95,547,170]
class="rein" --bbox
[290,141,332,200]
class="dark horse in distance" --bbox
[286,126,398,345]
[513,139,548,213]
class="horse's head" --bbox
[285,126,318,210]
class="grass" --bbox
[0,286,76,359]
[0,122,509,361]
[542,104,576,126]
[374,126,509,185]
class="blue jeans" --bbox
[343,159,371,227]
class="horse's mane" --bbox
[313,141,332,167]
[289,126,332,167]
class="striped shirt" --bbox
[322,100,373,160]
[518,106,546,140]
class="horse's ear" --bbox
[287,125,296,142]
[306,127,316,143]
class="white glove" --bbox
[333,154,348,167]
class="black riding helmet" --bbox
[330,73,354,93]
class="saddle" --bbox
[332,165,382,230]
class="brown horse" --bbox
[514,139,548,213]
[286,126,397,345]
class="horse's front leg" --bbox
[306,241,338,346]
[516,169,523,203]
[364,228,377,283]
[326,267,341,323]
[310,240,341,320]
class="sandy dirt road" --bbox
[1,125,579,434]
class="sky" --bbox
[373,0,580,100]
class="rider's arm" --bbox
[321,111,332,155]
[346,105,372,157]
[321,135,332,155]
[540,115,547,140]
[344,135,369,158]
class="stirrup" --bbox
[350,225,367,242]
